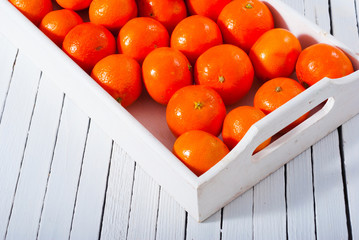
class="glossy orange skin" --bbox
[142,47,193,105]
[40,9,83,47]
[91,54,142,107]
[222,106,271,152]
[56,0,92,10]
[254,77,308,131]
[171,15,223,65]
[249,28,302,82]
[118,17,170,64]
[137,0,187,33]
[186,0,231,21]
[173,130,229,176]
[195,44,254,105]
[63,23,116,73]
[166,85,226,137]
[296,43,354,87]
[9,0,52,26]
[217,0,274,53]
[89,0,138,33]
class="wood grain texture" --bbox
[126,166,160,240]
[100,144,135,240]
[5,73,64,240]
[186,210,221,240]
[69,122,113,240]
[0,52,41,239]
[37,97,90,240]
[312,131,348,239]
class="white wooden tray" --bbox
[1,0,358,222]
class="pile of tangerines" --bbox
[10,0,354,176]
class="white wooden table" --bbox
[0,0,359,239]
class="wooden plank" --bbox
[342,114,359,240]
[303,0,331,31]
[222,189,253,240]
[0,52,41,240]
[253,167,286,240]
[69,122,113,240]
[155,189,186,240]
[5,73,64,240]
[37,97,90,240]
[126,166,160,240]
[100,144,136,240]
[0,33,17,121]
[185,210,221,240]
[286,149,316,239]
[312,131,348,239]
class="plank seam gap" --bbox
[68,117,91,240]
[310,146,318,239]
[219,208,224,240]
[183,212,188,240]
[125,162,137,240]
[153,186,161,240]
[3,70,42,240]
[353,0,359,38]
[35,93,66,240]
[284,165,288,240]
[338,127,353,239]
[328,0,334,35]
[0,49,18,125]
[98,140,115,240]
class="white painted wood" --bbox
[69,122,113,240]
[186,210,221,240]
[0,52,41,239]
[155,189,186,240]
[342,114,359,240]
[0,33,17,120]
[100,144,135,240]
[303,0,331,32]
[37,97,90,240]
[286,149,316,240]
[253,168,286,240]
[312,131,348,239]
[126,166,160,240]
[5,73,64,240]
[222,189,253,240]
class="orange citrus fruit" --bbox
[171,15,223,64]
[9,0,52,26]
[173,130,229,176]
[166,85,226,137]
[137,0,187,33]
[89,0,138,33]
[91,54,142,107]
[40,9,83,47]
[222,106,271,152]
[118,17,170,64]
[63,22,116,73]
[249,28,302,82]
[56,0,92,10]
[217,0,274,53]
[194,44,254,105]
[185,0,231,22]
[142,47,193,105]
[296,43,354,87]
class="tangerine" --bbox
[222,106,271,152]
[194,44,254,105]
[118,17,170,64]
[166,85,226,137]
[142,47,193,105]
[185,0,231,21]
[217,0,274,53]
[296,43,354,87]
[171,15,223,65]
[40,9,83,47]
[173,130,229,176]
[254,77,308,131]
[63,22,116,73]
[89,0,138,33]
[56,0,92,10]
[137,0,187,33]
[91,54,142,107]
[9,0,52,26]
[249,28,302,82]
